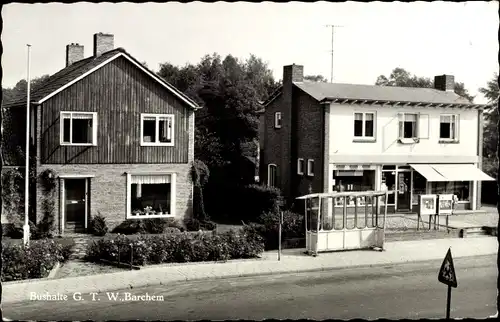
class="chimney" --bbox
[434,74,455,92]
[93,33,114,57]
[66,43,84,67]
[283,64,304,85]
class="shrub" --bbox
[112,218,184,235]
[164,227,182,234]
[90,213,109,236]
[238,184,283,222]
[85,229,264,266]
[184,218,201,231]
[1,238,74,282]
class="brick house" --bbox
[259,64,494,214]
[1,33,200,233]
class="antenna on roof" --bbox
[325,24,344,83]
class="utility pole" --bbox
[325,25,343,83]
[23,44,31,246]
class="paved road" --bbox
[4,255,497,320]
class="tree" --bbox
[2,74,51,103]
[375,67,474,102]
[157,53,279,219]
[479,73,500,178]
[304,75,328,83]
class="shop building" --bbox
[259,64,494,213]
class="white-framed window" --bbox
[439,114,459,142]
[307,159,314,176]
[274,112,282,129]
[353,112,375,139]
[398,112,419,142]
[297,158,305,175]
[60,111,98,146]
[140,114,174,146]
[268,164,277,187]
[126,173,176,219]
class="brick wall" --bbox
[293,89,326,199]
[262,95,289,195]
[36,163,193,233]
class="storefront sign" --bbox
[418,194,437,216]
[438,194,454,216]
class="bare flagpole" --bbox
[23,44,31,246]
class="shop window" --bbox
[412,170,427,204]
[431,181,469,201]
[381,171,396,205]
[332,170,375,206]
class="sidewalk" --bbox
[3,236,497,304]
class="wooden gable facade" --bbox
[39,55,194,164]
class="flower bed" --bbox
[85,230,264,266]
[1,238,74,282]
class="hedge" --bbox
[243,210,305,250]
[2,238,74,282]
[85,230,264,266]
[111,218,186,235]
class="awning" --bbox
[429,164,495,182]
[410,164,495,182]
[409,164,448,182]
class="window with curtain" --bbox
[399,113,418,139]
[440,114,459,141]
[60,112,97,145]
[141,114,174,146]
[354,112,375,138]
[129,174,175,218]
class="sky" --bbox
[1,1,498,103]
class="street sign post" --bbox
[438,248,458,319]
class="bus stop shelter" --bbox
[296,191,389,256]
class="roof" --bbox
[295,82,471,105]
[3,48,200,110]
[261,82,486,109]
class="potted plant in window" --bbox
[132,209,143,217]
[143,206,154,216]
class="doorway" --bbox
[396,171,411,211]
[64,178,89,232]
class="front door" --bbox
[65,178,88,232]
[396,171,411,211]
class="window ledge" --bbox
[439,139,460,144]
[141,142,174,147]
[398,138,419,144]
[353,137,376,143]
[61,143,95,146]
[127,214,175,220]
